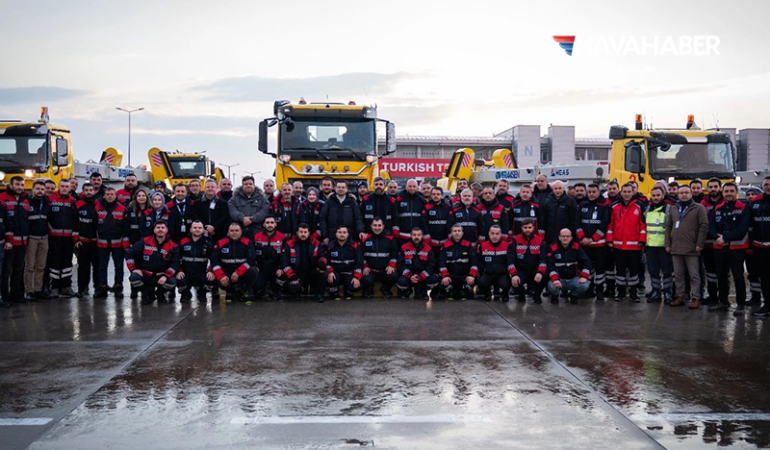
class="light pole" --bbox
[116,107,145,166]
[221,163,239,179]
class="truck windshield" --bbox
[0,136,48,171]
[280,119,375,160]
[649,142,734,179]
[168,159,206,177]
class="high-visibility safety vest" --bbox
[645,204,669,247]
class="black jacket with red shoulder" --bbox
[74,197,98,243]
[421,201,451,247]
[253,230,286,271]
[397,239,434,281]
[281,236,324,280]
[211,237,255,280]
[179,236,214,275]
[125,235,180,278]
[547,241,592,282]
[0,190,30,246]
[478,239,514,277]
[48,191,78,239]
[325,239,363,279]
[361,232,398,272]
[477,198,510,242]
[439,238,479,278]
[510,233,548,276]
[96,200,129,249]
[360,192,396,233]
[270,196,300,236]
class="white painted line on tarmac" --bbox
[630,413,770,423]
[0,418,53,426]
[231,415,492,425]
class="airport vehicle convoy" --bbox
[258,99,397,189]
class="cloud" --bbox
[0,86,88,104]
[191,72,426,102]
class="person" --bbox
[74,183,99,297]
[603,180,620,298]
[567,186,576,198]
[356,181,369,204]
[666,185,709,309]
[320,177,335,201]
[422,187,451,266]
[573,183,587,203]
[745,186,763,306]
[176,220,216,303]
[320,180,365,243]
[419,182,432,201]
[630,181,649,209]
[607,183,646,302]
[510,184,543,239]
[253,215,286,299]
[436,224,478,301]
[532,174,553,205]
[360,218,399,298]
[541,180,577,244]
[690,179,705,204]
[0,177,30,305]
[667,182,679,200]
[166,184,196,243]
[195,179,229,239]
[211,223,259,303]
[229,176,269,239]
[396,227,437,300]
[510,219,548,303]
[126,188,150,298]
[68,177,79,196]
[47,178,78,297]
[282,223,325,303]
[94,187,129,299]
[0,199,6,307]
[450,179,469,206]
[387,180,399,197]
[644,186,674,304]
[24,181,50,302]
[324,226,363,301]
[143,192,173,238]
[393,179,425,244]
[700,178,724,304]
[217,178,234,202]
[546,228,592,304]
[709,182,749,315]
[44,179,56,198]
[87,172,107,201]
[270,183,299,236]
[360,177,395,234]
[575,183,611,300]
[470,182,484,199]
[605,181,620,204]
[293,180,306,202]
[748,177,770,317]
[477,225,513,302]
[495,179,515,212]
[154,181,171,203]
[478,187,509,243]
[447,188,483,243]
[263,179,276,200]
[116,173,139,205]
[654,181,676,206]
[187,179,203,202]
[127,220,180,305]
[295,187,324,240]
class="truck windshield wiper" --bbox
[0,157,26,169]
[283,147,329,161]
[336,148,365,162]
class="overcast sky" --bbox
[1,0,769,183]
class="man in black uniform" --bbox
[542,180,577,244]
[167,184,196,242]
[74,183,100,297]
[282,223,325,302]
[176,220,216,302]
[94,187,129,299]
[748,176,770,317]
[709,182,750,314]
[448,189,483,243]
[325,226,363,301]
[574,183,611,300]
[360,177,396,234]
[126,220,180,305]
[477,225,513,302]
[510,184,543,239]
[270,182,299,236]
[436,224,478,301]
[422,187,451,266]
[211,223,259,303]
[393,179,425,244]
[547,228,592,304]
[510,219,548,303]
[196,179,229,240]
[396,227,437,300]
[361,218,399,298]
[320,180,365,243]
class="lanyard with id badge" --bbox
[676,204,689,229]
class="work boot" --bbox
[733,306,746,317]
[196,287,208,301]
[569,294,578,305]
[500,293,509,303]
[747,293,761,307]
[397,288,410,299]
[647,291,662,303]
[708,303,729,312]
[533,294,542,304]
[362,288,374,299]
[180,289,193,303]
[550,294,559,304]
[603,286,615,299]
[75,289,86,299]
[595,289,605,301]
[37,290,52,300]
[688,298,701,309]
[314,293,325,303]
[670,296,685,307]
[702,296,717,306]
[130,286,138,299]
[113,284,124,298]
[60,287,76,298]
[630,291,640,303]
[752,304,770,317]
[517,293,526,303]
[380,288,393,299]
[24,293,37,302]
[49,288,60,298]
[225,292,234,303]
[141,289,155,305]
[93,286,109,299]
[16,295,28,304]
[615,289,627,302]
[0,300,10,308]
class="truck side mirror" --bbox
[385,122,396,155]
[625,143,642,173]
[258,120,268,154]
[56,138,69,166]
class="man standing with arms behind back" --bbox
[666,185,709,309]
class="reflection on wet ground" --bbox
[0,290,767,449]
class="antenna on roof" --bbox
[712,113,720,131]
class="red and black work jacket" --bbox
[361,232,398,272]
[282,236,324,280]
[0,190,30,246]
[126,235,180,278]
[325,239,363,279]
[547,242,592,282]
[96,200,129,249]
[253,230,285,271]
[211,237,255,280]
[439,238,478,278]
[179,236,214,275]
[709,200,749,250]
[74,197,99,243]
[48,192,77,239]
[511,234,548,276]
[478,239,514,277]
[397,239,435,281]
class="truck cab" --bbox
[258,99,396,189]
[609,115,735,194]
[0,108,74,189]
[147,147,224,190]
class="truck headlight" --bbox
[366,154,376,163]
[279,154,291,163]
[24,169,35,178]
[0,171,5,181]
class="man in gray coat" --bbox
[665,185,709,309]
[228,176,269,239]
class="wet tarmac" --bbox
[1,285,768,449]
